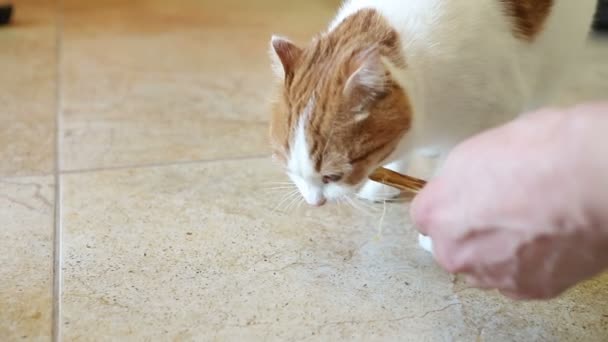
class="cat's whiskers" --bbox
[263,181,294,186]
[336,196,347,216]
[351,194,378,208]
[280,192,301,213]
[273,189,294,206]
[296,197,305,212]
[273,189,300,212]
[263,186,297,193]
[344,195,377,217]
[375,200,388,240]
[352,194,380,210]
[261,184,297,205]
[284,193,303,213]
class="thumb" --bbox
[409,179,443,236]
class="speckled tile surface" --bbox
[59,0,338,171]
[60,159,608,341]
[0,0,57,177]
[0,177,55,341]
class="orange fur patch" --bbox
[500,0,554,40]
[270,9,412,185]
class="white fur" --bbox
[357,159,407,201]
[288,96,354,205]
[353,111,370,122]
[288,97,325,206]
[418,235,434,254]
[330,0,596,252]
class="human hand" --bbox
[411,103,608,299]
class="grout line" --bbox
[59,154,271,175]
[0,154,272,181]
[0,172,55,181]
[52,171,62,342]
[52,0,63,341]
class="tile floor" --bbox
[2,1,608,341]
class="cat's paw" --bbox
[357,180,401,202]
[418,234,433,254]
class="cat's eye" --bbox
[322,174,343,184]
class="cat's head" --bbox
[268,11,412,206]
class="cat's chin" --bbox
[357,179,401,202]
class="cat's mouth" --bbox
[302,180,365,207]
[304,168,425,207]
[312,198,327,207]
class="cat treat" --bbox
[369,168,426,194]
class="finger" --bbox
[431,233,476,274]
[501,286,564,301]
[410,191,430,235]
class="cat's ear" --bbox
[343,47,387,99]
[270,35,302,79]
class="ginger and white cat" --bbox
[268,0,596,252]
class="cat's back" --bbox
[328,0,597,143]
[330,0,596,109]
[330,0,445,36]
[331,0,595,45]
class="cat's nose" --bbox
[305,195,326,207]
[301,186,326,207]
[312,198,327,207]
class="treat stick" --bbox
[369,167,427,194]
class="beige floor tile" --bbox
[0,1,57,177]
[60,159,608,341]
[0,176,55,341]
[59,0,339,171]
[555,35,608,107]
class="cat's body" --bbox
[269,0,596,252]
[333,0,596,199]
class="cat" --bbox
[268,0,596,252]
